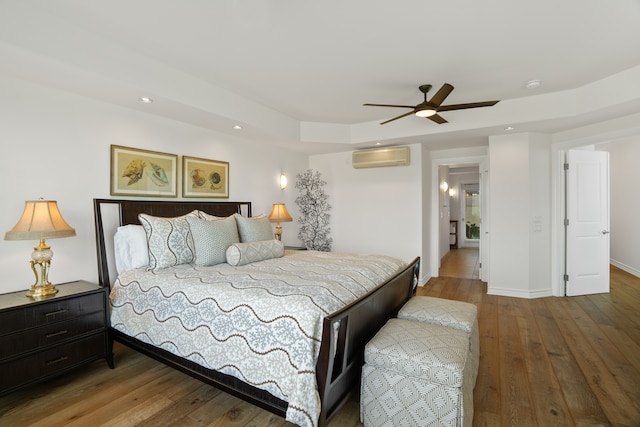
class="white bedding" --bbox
[109,250,406,427]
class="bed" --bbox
[93,198,420,427]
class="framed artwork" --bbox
[110,145,178,197]
[182,156,229,198]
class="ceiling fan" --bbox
[364,83,499,125]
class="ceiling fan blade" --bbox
[428,114,448,124]
[380,110,415,125]
[438,100,499,111]
[364,103,416,109]
[429,83,454,106]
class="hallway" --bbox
[440,247,480,279]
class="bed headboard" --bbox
[93,198,252,288]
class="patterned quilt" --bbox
[109,250,406,427]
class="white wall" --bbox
[0,74,308,294]
[488,133,552,298]
[309,145,423,277]
[597,138,640,277]
[527,134,552,294]
[420,148,432,283]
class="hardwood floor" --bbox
[440,247,480,279]
[2,261,640,426]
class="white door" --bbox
[565,150,610,296]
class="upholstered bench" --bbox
[398,296,479,383]
[361,318,474,427]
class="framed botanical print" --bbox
[182,156,229,198]
[110,145,178,197]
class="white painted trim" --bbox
[417,271,432,287]
[487,286,554,299]
[610,259,640,278]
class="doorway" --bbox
[430,154,488,282]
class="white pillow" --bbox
[139,211,199,271]
[113,224,149,274]
[234,214,274,242]
[226,239,284,266]
[186,215,240,266]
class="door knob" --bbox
[602,230,610,235]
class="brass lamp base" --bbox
[26,240,58,298]
[26,283,59,298]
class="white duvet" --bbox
[110,250,406,427]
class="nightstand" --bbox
[0,280,113,396]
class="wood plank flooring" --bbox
[439,247,480,279]
[2,254,639,426]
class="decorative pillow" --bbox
[186,215,240,266]
[139,211,199,271]
[226,239,284,266]
[113,224,149,274]
[234,214,274,242]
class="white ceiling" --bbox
[2,0,640,154]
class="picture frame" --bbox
[110,145,178,197]
[182,156,229,198]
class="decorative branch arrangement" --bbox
[295,169,332,251]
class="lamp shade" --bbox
[268,203,293,223]
[5,200,76,241]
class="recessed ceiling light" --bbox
[138,97,153,104]
[525,80,541,90]
[375,142,382,146]
[232,125,242,130]
[504,126,515,131]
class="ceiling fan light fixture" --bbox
[415,108,436,118]
[364,83,500,125]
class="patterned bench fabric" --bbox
[398,296,479,384]
[364,319,469,387]
[398,296,477,333]
[361,319,474,427]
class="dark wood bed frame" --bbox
[93,198,420,426]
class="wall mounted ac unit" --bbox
[352,146,410,169]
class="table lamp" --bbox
[268,203,293,241]
[5,199,76,297]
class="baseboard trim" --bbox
[486,286,554,299]
[610,259,640,278]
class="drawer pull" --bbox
[46,356,68,366]
[45,309,67,317]
[46,330,68,338]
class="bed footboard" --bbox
[315,257,420,426]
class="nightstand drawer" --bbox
[0,293,104,335]
[0,311,106,359]
[0,333,106,394]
